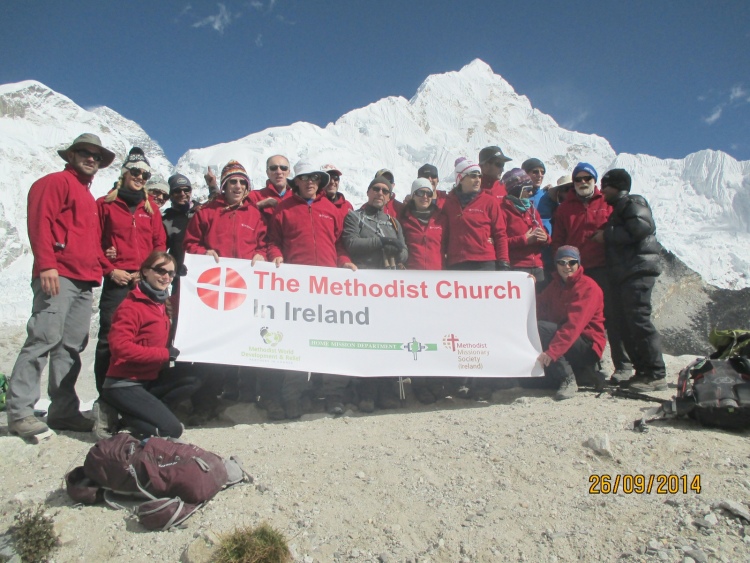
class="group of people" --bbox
[5,132,666,441]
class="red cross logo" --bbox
[442,333,459,352]
[196,267,248,311]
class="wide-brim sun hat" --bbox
[293,160,330,188]
[57,133,116,168]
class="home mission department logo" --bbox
[196,267,249,311]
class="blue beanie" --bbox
[572,162,598,183]
[555,245,580,262]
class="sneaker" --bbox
[628,376,668,392]
[47,413,95,432]
[92,400,118,440]
[9,415,49,438]
[555,373,578,401]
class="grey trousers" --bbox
[7,277,94,422]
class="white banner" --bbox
[174,254,544,378]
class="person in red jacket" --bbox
[93,148,167,430]
[183,161,267,262]
[442,157,510,271]
[552,162,632,382]
[248,154,295,223]
[267,161,357,419]
[321,163,353,219]
[101,251,200,438]
[7,134,115,439]
[500,168,549,286]
[536,245,606,400]
[478,145,512,200]
[417,164,448,208]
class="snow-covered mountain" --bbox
[1,60,748,326]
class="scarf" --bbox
[457,190,479,208]
[412,207,434,225]
[139,279,169,304]
[117,186,146,209]
[506,195,532,213]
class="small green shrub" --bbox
[11,504,60,563]
[214,522,291,563]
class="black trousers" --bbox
[587,267,632,371]
[537,320,599,382]
[94,277,134,394]
[606,275,666,379]
[102,369,201,438]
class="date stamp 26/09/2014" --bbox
[589,474,701,495]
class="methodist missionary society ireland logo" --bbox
[196,266,249,311]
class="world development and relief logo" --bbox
[196,267,249,311]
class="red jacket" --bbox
[481,177,507,199]
[98,195,166,274]
[384,198,404,218]
[537,267,606,362]
[183,197,267,259]
[399,206,446,270]
[329,192,354,220]
[501,198,549,268]
[107,285,170,381]
[551,188,611,269]
[27,165,107,283]
[267,192,348,267]
[442,190,509,265]
[248,180,293,222]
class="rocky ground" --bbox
[0,341,748,562]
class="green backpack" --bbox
[0,374,7,411]
[709,329,750,359]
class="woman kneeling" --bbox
[536,246,606,400]
[101,251,200,437]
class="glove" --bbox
[168,346,180,361]
[379,236,402,250]
[495,260,511,271]
[178,264,188,277]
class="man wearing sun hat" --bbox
[7,134,115,439]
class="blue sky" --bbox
[3,0,749,164]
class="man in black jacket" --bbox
[598,169,666,391]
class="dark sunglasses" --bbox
[413,189,433,198]
[268,165,289,172]
[297,173,321,183]
[369,186,391,195]
[556,259,579,267]
[171,187,192,194]
[226,178,248,186]
[329,174,341,181]
[489,159,505,167]
[419,173,438,179]
[466,172,483,179]
[74,149,103,162]
[149,266,176,279]
[574,175,594,183]
[128,168,152,181]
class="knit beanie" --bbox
[220,160,251,191]
[501,168,533,198]
[555,245,581,262]
[121,147,151,173]
[600,169,632,192]
[410,177,433,196]
[369,176,393,191]
[572,162,598,182]
[168,173,192,193]
[521,158,546,173]
[454,157,481,185]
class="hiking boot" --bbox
[9,415,49,438]
[609,367,634,386]
[325,399,345,416]
[555,373,578,401]
[415,387,436,405]
[577,365,606,391]
[628,376,668,392]
[92,400,118,440]
[48,413,95,432]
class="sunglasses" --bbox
[268,165,289,172]
[556,259,579,267]
[297,173,321,183]
[574,175,594,183]
[150,193,166,201]
[369,186,391,195]
[74,149,103,162]
[419,174,438,179]
[466,172,483,179]
[128,168,152,181]
[489,159,505,167]
[329,174,341,181]
[171,187,192,194]
[149,266,176,279]
[226,178,248,186]
[413,189,433,198]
